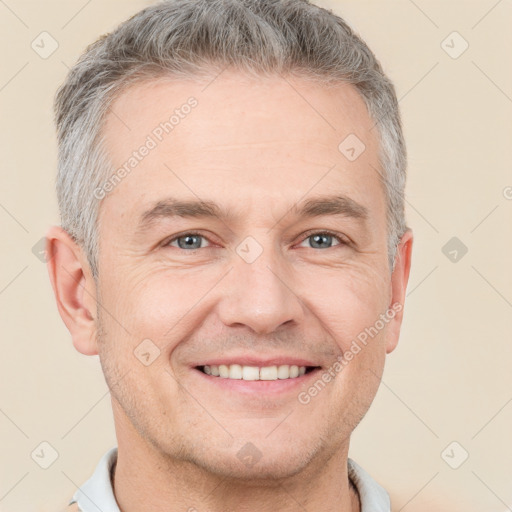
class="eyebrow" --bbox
[137,194,369,232]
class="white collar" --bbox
[71,447,390,511]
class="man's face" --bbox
[94,71,408,478]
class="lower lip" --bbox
[191,367,322,396]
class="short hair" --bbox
[54,0,408,278]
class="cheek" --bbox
[302,264,391,349]
[101,267,214,350]
[99,249,391,358]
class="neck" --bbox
[112,427,360,512]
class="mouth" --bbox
[196,364,321,381]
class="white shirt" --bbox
[69,446,390,511]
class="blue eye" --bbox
[164,230,347,252]
[167,233,209,250]
[299,232,343,249]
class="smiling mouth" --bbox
[197,364,320,381]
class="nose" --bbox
[216,243,305,335]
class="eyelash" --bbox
[163,230,350,251]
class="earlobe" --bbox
[45,226,99,356]
[385,229,413,354]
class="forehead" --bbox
[104,71,377,152]
[100,71,384,227]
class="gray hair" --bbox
[54,0,408,278]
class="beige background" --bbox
[1,1,511,511]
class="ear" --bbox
[385,228,413,354]
[45,226,99,356]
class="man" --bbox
[47,0,413,510]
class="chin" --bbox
[180,440,322,483]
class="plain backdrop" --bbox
[1,1,511,511]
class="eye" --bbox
[297,231,347,250]
[162,230,348,252]
[166,232,211,250]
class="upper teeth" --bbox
[203,364,307,380]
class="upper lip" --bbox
[192,356,321,368]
